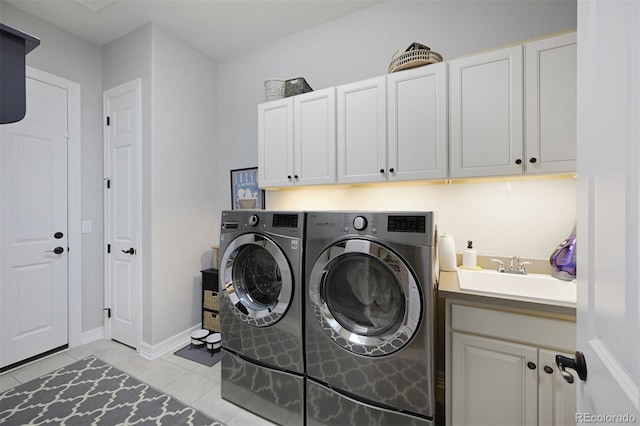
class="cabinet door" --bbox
[451,332,537,426]
[337,76,386,184]
[538,349,577,426]
[294,87,336,186]
[525,32,577,174]
[449,45,524,178]
[258,98,294,188]
[387,62,448,181]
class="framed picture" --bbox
[230,167,265,210]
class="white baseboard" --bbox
[81,327,105,346]
[138,324,202,360]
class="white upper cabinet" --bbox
[525,32,577,174]
[258,31,576,187]
[258,97,294,188]
[449,32,577,179]
[294,88,336,186]
[258,87,336,188]
[449,45,524,178]
[337,76,387,184]
[387,62,448,181]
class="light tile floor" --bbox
[0,339,277,426]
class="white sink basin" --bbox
[456,268,577,305]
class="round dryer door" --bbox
[308,238,422,356]
[220,233,293,327]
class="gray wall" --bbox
[149,24,217,345]
[102,23,154,343]
[0,0,578,346]
[103,23,218,346]
[1,1,105,333]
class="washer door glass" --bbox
[309,239,422,356]
[221,233,293,327]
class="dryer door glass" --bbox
[221,233,293,327]
[324,253,403,337]
[309,239,422,355]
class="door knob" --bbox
[45,247,64,254]
[556,351,587,383]
[122,247,135,255]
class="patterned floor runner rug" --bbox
[0,356,225,425]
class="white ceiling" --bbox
[4,0,380,59]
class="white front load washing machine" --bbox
[305,211,437,426]
[219,210,305,426]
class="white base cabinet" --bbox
[451,332,538,425]
[446,301,576,426]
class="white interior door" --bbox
[104,79,141,349]
[576,0,640,420]
[0,77,69,369]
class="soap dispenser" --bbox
[462,240,477,269]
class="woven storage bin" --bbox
[264,78,285,101]
[285,77,312,97]
[203,290,219,310]
[388,48,443,74]
[203,311,220,332]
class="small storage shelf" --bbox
[201,268,220,332]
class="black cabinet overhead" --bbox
[0,23,40,125]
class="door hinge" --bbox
[106,116,110,126]
[107,244,111,253]
[104,308,111,318]
[104,178,111,189]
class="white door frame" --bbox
[24,67,82,348]
[103,78,142,349]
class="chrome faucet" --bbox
[491,256,533,274]
[490,258,505,273]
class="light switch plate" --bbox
[82,220,92,233]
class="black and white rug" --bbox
[0,356,225,425]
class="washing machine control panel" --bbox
[248,215,259,226]
[353,216,368,231]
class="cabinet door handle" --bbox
[389,168,395,173]
[379,169,385,174]
[294,174,299,179]
[287,175,292,179]
[544,365,554,374]
[529,157,538,163]
[515,159,523,165]
[527,361,537,370]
